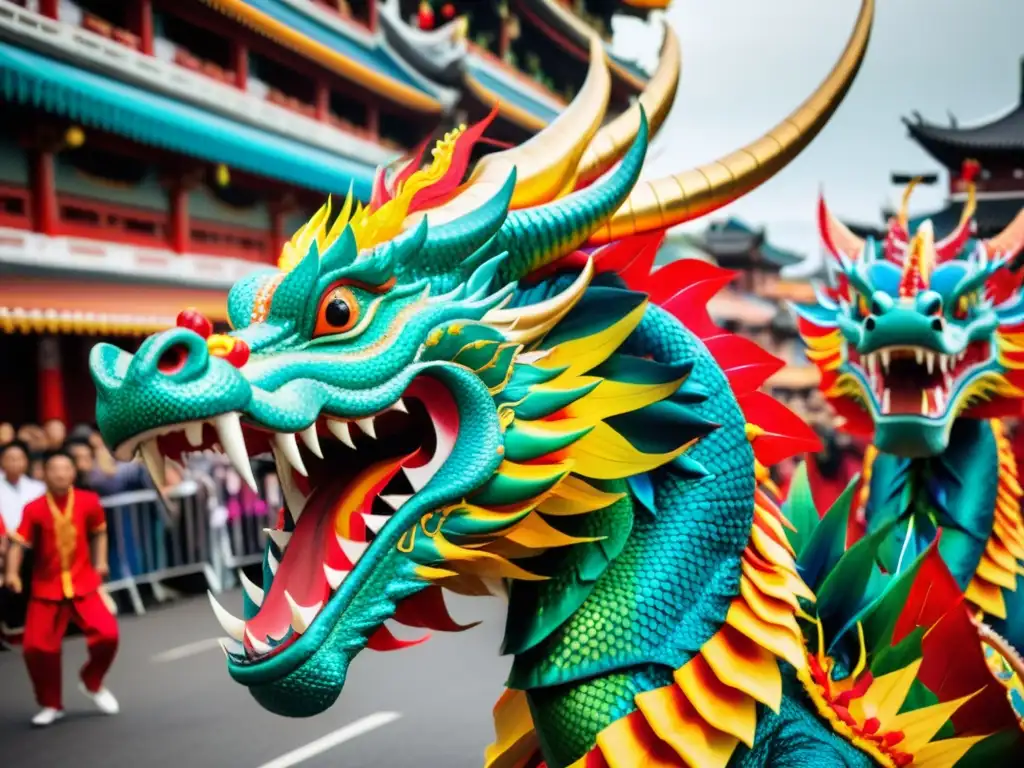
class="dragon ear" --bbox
[270,241,320,319]
[320,223,359,274]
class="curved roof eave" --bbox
[463,57,562,132]
[197,0,445,114]
[0,41,377,198]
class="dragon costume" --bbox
[796,162,1024,658]
[86,0,1023,763]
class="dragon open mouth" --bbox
[848,343,991,418]
[108,376,459,660]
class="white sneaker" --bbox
[31,707,64,727]
[78,682,119,715]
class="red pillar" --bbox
[169,183,189,253]
[130,0,154,55]
[39,0,59,20]
[315,82,330,122]
[38,337,67,426]
[233,42,249,90]
[30,149,58,236]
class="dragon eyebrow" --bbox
[324,276,397,295]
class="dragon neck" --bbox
[488,301,812,768]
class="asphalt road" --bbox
[0,589,511,767]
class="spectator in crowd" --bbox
[16,424,47,455]
[42,419,67,451]
[1,441,45,537]
[5,449,120,727]
[0,422,14,445]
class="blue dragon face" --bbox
[797,222,1024,458]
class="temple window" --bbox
[379,111,419,152]
[328,92,371,137]
[63,0,143,51]
[248,51,317,119]
[153,10,236,86]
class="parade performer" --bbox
[796,161,1024,656]
[4,450,119,727]
[89,0,1024,762]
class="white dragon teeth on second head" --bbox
[362,513,390,534]
[337,536,368,565]
[138,440,166,487]
[214,412,258,493]
[239,571,264,606]
[273,432,308,477]
[284,591,322,634]
[265,528,292,551]
[267,549,279,575]
[326,420,356,449]
[246,628,272,655]
[299,424,323,459]
[184,422,205,447]
[355,417,377,439]
[324,564,347,590]
[208,591,245,641]
[218,637,245,658]
[389,398,408,414]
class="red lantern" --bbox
[441,3,456,19]
[417,1,435,30]
[176,308,212,339]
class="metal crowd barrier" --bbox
[99,463,279,616]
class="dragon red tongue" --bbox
[392,586,479,632]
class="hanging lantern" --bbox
[418,1,435,30]
[65,126,85,148]
[215,163,230,187]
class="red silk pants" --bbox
[22,592,119,709]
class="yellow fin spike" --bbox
[483,689,541,768]
[564,423,692,480]
[674,654,757,748]
[910,735,989,768]
[502,511,602,549]
[632,686,738,768]
[725,599,805,670]
[539,476,625,516]
[886,689,981,754]
[433,536,548,581]
[537,301,649,380]
[701,626,783,711]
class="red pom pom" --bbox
[961,158,981,183]
[176,308,212,339]
[224,338,250,369]
[441,2,455,17]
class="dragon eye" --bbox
[314,287,360,337]
[954,295,970,320]
[858,295,870,316]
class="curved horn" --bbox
[573,20,681,190]
[406,35,611,227]
[935,159,979,261]
[493,110,649,284]
[818,190,864,260]
[896,176,923,232]
[987,208,1024,259]
[587,0,874,245]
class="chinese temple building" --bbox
[0,0,663,426]
[850,57,1024,240]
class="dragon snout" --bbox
[857,292,948,352]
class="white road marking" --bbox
[255,712,402,768]
[151,637,223,662]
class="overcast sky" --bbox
[610,0,1024,256]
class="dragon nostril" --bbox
[865,317,876,331]
[870,300,883,316]
[931,318,944,332]
[923,297,942,315]
[157,343,190,375]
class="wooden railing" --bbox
[57,195,168,248]
[0,184,32,230]
[190,219,271,263]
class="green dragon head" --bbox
[90,5,870,741]
[796,170,1024,458]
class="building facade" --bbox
[0,0,662,426]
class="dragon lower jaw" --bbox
[109,378,463,663]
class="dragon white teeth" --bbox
[265,528,292,551]
[246,628,272,655]
[185,422,205,447]
[326,420,356,450]
[355,417,377,439]
[207,591,245,641]
[925,352,935,374]
[362,513,390,534]
[273,432,308,477]
[164,456,184,477]
[938,355,948,374]
[934,387,947,412]
[379,494,411,511]
[214,413,258,493]
[218,637,246,658]
[267,549,279,575]
[337,536,369,565]
[239,571,264,606]
[139,439,166,487]
[271,447,309,522]
[915,348,924,364]
[324,564,347,590]
[299,424,323,459]
[921,390,928,414]
[880,349,891,372]
[390,399,408,414]
[882,388,892,413]
[284,591,322,634]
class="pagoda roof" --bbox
[700,218,803,268]
[515,0,652,93]
[878,196,1024,241]
[0,41,376,197]
[197,0,451,113]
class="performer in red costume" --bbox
[4,449,119,727]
